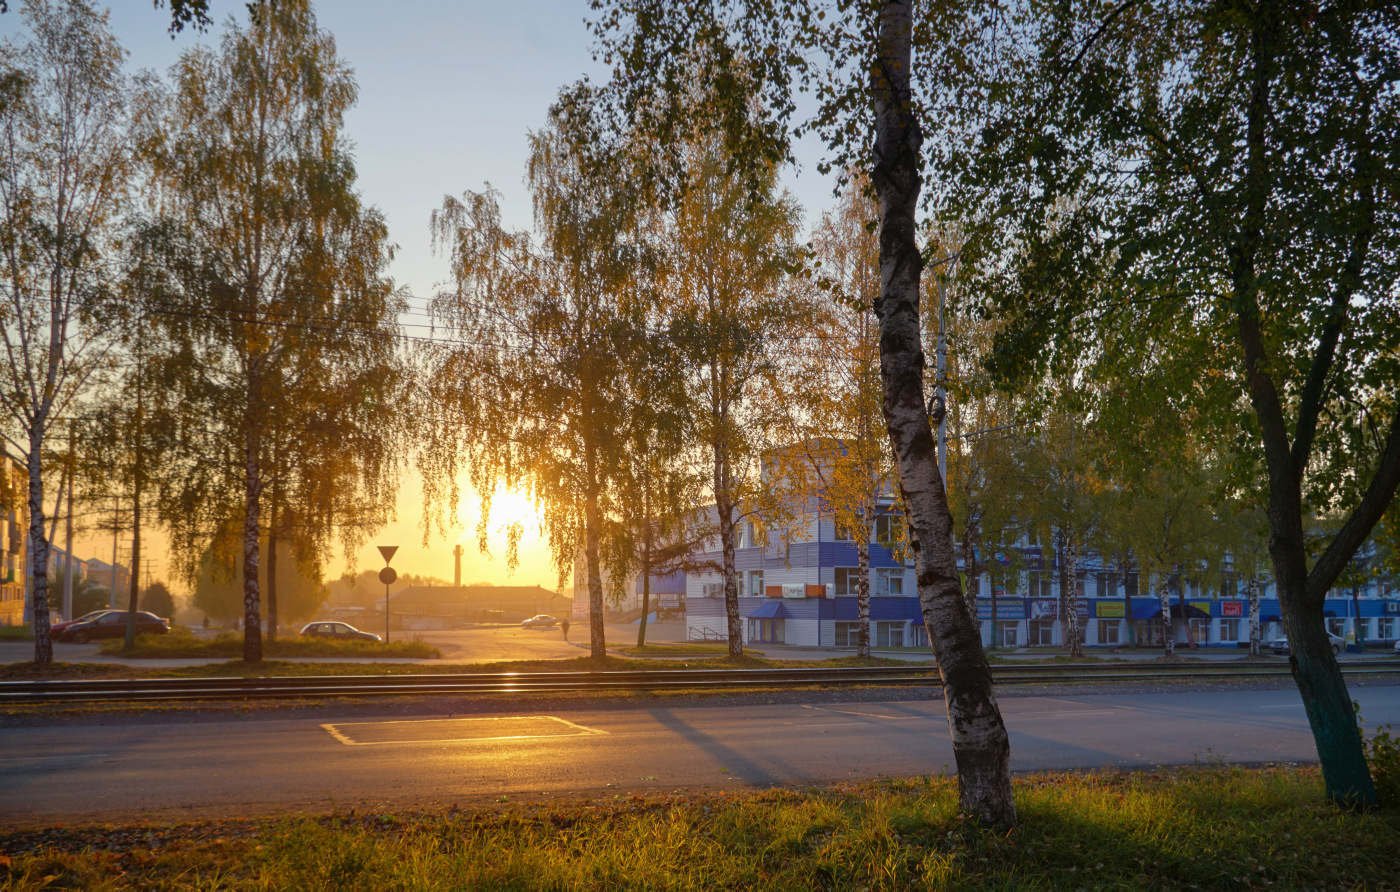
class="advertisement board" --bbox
[1095,602,1125,619]
[1028,598,1058,619]
[975,598,1026,620]
[1222,601,1244,617]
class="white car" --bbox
[521,614,558,629]
[1393,639,1399,654]
[1270,630,1344,656]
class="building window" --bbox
[834,567,861,595]
[1219,620,1240,643]
[1027,570,1052,598]
[1097,621,1119,646]
[1030,620,1055,646]
[748,617,784,643]
[910,625,928,648]
[835,621,862,647]
[748,570,764,596]
[876,621,905,647]
[1189,617,1210,643]
[875,568,904,596]
[1135,619,1164,646]
[833,517,853,541]
[997,622,1018,647]
[874,514,904,545]
[1327,617,1346,637]
[702,582,724,599]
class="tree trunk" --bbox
[870,0,1014,827]
[267,517,279,646]
[1248,577,1262,657]
[27,431,52,664]
[123,458,141,651]
[583,481,607,660]
[1177,571,1194,648]
[719,503,741,658]
[1160,577,1174,657]
[1351,584,1362,649]
[857,528,871,658]
[242,424,263,663]
[1064,527,1081,657]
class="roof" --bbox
[388,585,569,606]
[747,601,791,619]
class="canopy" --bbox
[1132,602,1164,620]
[747,601,791,619]
[1169,603,1210,620]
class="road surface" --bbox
[3,684,1397,827]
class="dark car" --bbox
[50,609,121,638]
[56,610,169,644]
[300,621,381,642]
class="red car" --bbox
[49,609,121,639]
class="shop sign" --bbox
[1028,598,1058,620]
[1222,601,1244,617]
[976,598,1026,620]
[1190,601,1211,617]
[1096,602,1125,619]
[781,584,807,599]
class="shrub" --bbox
[1367,724,1400,808]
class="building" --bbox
[681,501,1400,650]
[382,584,571,628]
[0,456,25,627]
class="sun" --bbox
[459,485,542,543]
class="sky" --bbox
[2,1,840,596]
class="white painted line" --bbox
[321,715,608,747]
[801,705,920,720]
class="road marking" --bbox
[800,705,920,720]
[780,722,866,728]
[322,715,607,747]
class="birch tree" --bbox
[145,0,402,662]
[943,0,1398,807]
[593,0,1019,825]
[773,177,899,658]
[0,0,135,663]
[664,144,802,659]
[424,86,641,660]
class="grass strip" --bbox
[2,765,1397,889]
[0,653,919,680]
[94,628,439,660]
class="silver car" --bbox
[1270,630,1344,656]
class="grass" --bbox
[1,765,1397,889]
[0,625,31,642]
[93,627,440,660]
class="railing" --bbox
[2,661,1397,704]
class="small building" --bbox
[382,584,571,625]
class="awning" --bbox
[912,614,925,626]
[1324,610,1337,618]
[1263,615,1281,623]
[747,601,791,619]
[1169,603,1210,620]
[1132,602,1164,620]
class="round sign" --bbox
[379,567,397,585]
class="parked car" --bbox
[55,610,169,644]
[521,614,558,629]
[50,609,121,638]
[1394,639,1400,654]
[300,621,381,642]
[1270,630,1344,656]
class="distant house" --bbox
[1,456,25,626]
[381,584,571,623]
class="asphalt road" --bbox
[3,685,1398,827]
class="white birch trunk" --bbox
[1159,577,1174,657]
[1064,526,1082,657]
[857,529,871,658]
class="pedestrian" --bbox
[561,619,570,641]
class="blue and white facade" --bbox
[680,509,1400,649]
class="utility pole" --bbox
[62,420,74,621]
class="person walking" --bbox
[560,619,570,641]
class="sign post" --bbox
[378,546,398,644]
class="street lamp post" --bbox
[377,545,398,644]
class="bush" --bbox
[1367,724,1400,808]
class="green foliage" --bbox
[141,581,176,620]
[3,767,1398,888]
[1367,725,1400,809]
[192,520,327,626]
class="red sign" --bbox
[1222,601,1244,617]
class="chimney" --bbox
[453,544,463,587]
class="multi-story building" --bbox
[0,457,26,626]
[680,503,1400,650]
